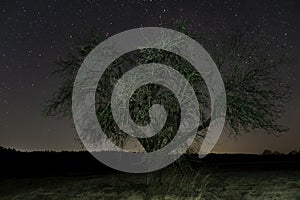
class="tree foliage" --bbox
[44,22,290,153]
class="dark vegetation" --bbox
[1,146,299,178]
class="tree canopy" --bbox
[44,22,290,154]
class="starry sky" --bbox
[0,0,299,153]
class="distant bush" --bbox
[288,150,299,155]
[273,151,282,155]
[262,150,273,155]
[262,149,300,155]
[262,150,284,155]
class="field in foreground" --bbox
[1,167,300,200]
[1,149,299,199]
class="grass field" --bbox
[1,167,300,200]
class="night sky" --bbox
[0,0,299,153]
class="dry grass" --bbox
[1,168,299,200]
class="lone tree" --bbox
[44,21,290,159]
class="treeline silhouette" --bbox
[0,146,299,178]
[0,146,116,177]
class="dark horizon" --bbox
[1,145,299,155]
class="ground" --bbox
[1,167,299,200]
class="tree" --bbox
[44,21,290,164]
